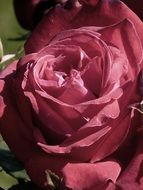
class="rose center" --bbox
[34,48,98,104]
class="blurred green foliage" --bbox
[0,1,30,189]
[0,0,28,54]
[0,136,18,190]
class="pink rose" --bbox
[1,0,143,189]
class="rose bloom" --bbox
[1,0,143,189]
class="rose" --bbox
[13,0,76,30]
[1,0,143,189]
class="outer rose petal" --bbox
[0,63,37,162]
[117,131,143,189]
[0,61,70,189]
[108,130,143,190]
[25,4,81,53]
[0,61,17,117]
[0,61,17,78]
[25,0,143,54]
[62,161,121,190]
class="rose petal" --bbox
[25,5,81,53]
[37,125,111,159]
[0,77,36,163]
[98,19,143,80]
[62,161,121,190]
[116,130,143,189]
[25,0,143,53]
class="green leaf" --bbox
[0,135,10,150]
[46,170,61,190]
[0,38,3,61]
[11,170,30,181]
[0,149,24,172]
[0,170,17,190]
[0,0,28,54]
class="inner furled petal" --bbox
[107,46,128,84]
[53,46,90,74]
[98,47,129,97]
[32,45,92,100]
[58,69,95,105]
[49,30,110,97]
[32,54,67,97]
[55,71,67,86]
[33,54,65,84]
[28,91,75,139]
[81,56,103,97]
[50,29,103,59]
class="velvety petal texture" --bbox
[25,0,143,54]
[1,0,143,190]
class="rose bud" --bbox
[1,0,143,189]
